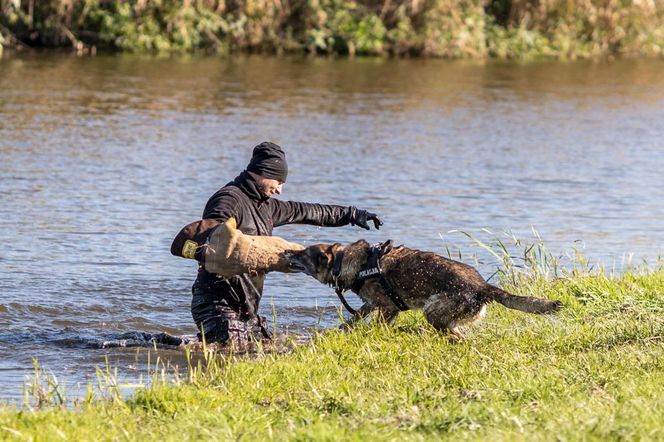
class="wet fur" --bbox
[289,240,562,340]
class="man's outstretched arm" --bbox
[270,200,382,230]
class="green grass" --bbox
[1,237,663,440]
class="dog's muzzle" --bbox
[283,251,307,273]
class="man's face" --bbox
[255,175,284,198]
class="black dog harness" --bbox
[331,240,409,315]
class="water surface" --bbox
[1,54,663,402]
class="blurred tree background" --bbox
[0,0,663,58]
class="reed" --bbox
[1,0,663,58]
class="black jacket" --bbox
[194,171,355,318]
[203,170,355,235]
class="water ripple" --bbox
[1,54,663,401]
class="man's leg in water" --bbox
[191,277,269,346]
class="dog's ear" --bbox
[315,248,331,268]
[317,243,341,269]
[329,243,343,255]
[327,243,345,269]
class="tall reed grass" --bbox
[1,0,663,58]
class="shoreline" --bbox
[1,264,663,440]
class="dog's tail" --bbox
[485,286,562,314]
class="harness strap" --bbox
[342,240,409,311]
[335,287,358,316]
[377,274,408,311]
[331,240,409,314]
[354,240,409,312]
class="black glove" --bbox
[350,207,383,230]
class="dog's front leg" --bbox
[340,302,374,330]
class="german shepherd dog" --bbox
[288,240,562,340]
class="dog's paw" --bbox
[448,328,465,343]
[550,300,564,312]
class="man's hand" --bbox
[350,207,383,230]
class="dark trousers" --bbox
[191,272,270,345]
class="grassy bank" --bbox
[1,1,664,58]
[1,241,663,440]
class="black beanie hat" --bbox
[246,141,288,182]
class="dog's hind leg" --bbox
[423,296,467,341]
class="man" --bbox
[191,141,382,346]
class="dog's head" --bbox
[286,243,344,284]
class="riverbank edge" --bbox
[2,1,664,59]
[1,266,663,440]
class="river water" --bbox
[1,54,663,403]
